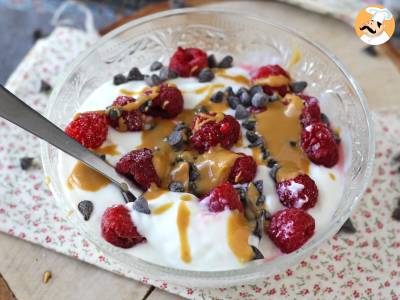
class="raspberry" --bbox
[201,182,243,213]
[252,65,290,96]
[276,174,318,209]
[146,84,184,119]
[228,154,257,184]
[169,47,208,77]
[116,148,161,190]
[190,113,240,153]
[299,95,321,127]
[267,208,315,253]
[301,122,339,167]
[65,111,108,149]
[108,96,144,132]
[101,205,145,248]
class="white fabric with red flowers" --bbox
[1,25,400,300]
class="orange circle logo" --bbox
[354,5,395,45]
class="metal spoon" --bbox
[0,85,139,201]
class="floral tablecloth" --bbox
[1,7,400,300]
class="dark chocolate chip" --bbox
[289,140,297,147]
[159,66,177,81]
[196,106,209,114]
[264,210,272,221]
[140,100,152,113]
[78,200,94,221]
[236,87,249,96]
[225,86,234,97]
[253,218,263,239]
[211,91,225,103]
[145,74,162,87]
[198,68,215,83]
[189,163,200,181]
[20,157,34,170]
[290,81,308,93]
[169,181,185,192]
[207,54,217,68]
[339,218,356,233]
[251,92,268,108]
[122,190,137,203]
[107,106,122,121]
[320,113,330,126]
[267,158,278,168]
[127,67,144,81]
[235,104,250,120]
[269,164,280,182]
[227,96,240,109]
[174,122,187,132]
[235,186,247,204]
[269,93,280,102]
[217,55,233,68]
[113,74,127,85]
[246,130,259,144]
[392,207,400,221]
[254,180,263,194]
[189,181,198,194]
[363,45,378,57]
[242,119,256,131]
[167,130,184,149]
[150,61,163,71]
[249,85,263,96]
[132,195,151,214]
[260,145,269,160]
[251,246,264,260]
[99,154,106,161]
[256,194,266,206]
[239,91,252,107]
[40,80,52,93]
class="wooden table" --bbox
[0,1,399,299]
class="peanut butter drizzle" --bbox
[289,48,301,68]
[67,162,110,191]
[195,146,241,195]
[227,211,254,263]
[253,75,290,87]
[171,162,190,191]
[153,202,174,215]
[195,84,229,113]
[254,94,309,181]
[180,194,192,201]
[215,69,251,86]
[94,144,120,156]
[122,86,161,112]
[144,183,167,200]
[192,112,225,132]
[329,172,336,181]
[176,109,196,126]
[177,201,191,263]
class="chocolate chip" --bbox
[150,61,163,71]
[236,87,249,96]
[249,85,263,96]
[189,181,198,195]
[363,45,378,57]
[235,186,247,204]
[251,92,268,108]
[106,106,122,121]
[269,94,280,102]
[248,138,264,148]
[113,74,127,85]
[269,164,280,182]
[145,74,162,87]
[239,91,251,107]
[267,158,277,168]
[392,208,400,221]
[339,218,356,233]
[246,130,259,144]
[40,80,52,93]
[320,113,330,126]
[254,180,263,194]
[20,157,34,170]
[217,55,233,68]
[211,91,225,103]
[189,163,200,181]
[207,54,217,68]
[169,181,185,192]
[253,218,263,239]
[127,67,144,81]
[242,119,256,131]
[159,66,177,81]
[225,86,234,97]
[251,246,264,260]
[333,131,341,144]
[264,210,272,221]
[198,68,215,83]
[99,154,106,161]
[78,200,94,221]
[227,96,240,109]
[260,145,269,160]
[289,140,297,147]
[132,195,151,214]
[121,190,137,203]
[174,122,187,132]
[290,81,307,93]
[196,106,208,114]
[235,104,250,120]
[167,131,184,150]
[256,194,266,206]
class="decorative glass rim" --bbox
[41,8,375,286]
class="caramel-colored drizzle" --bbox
[214,69,251,86]
[153,202,174,215]
[227,211,254,263]
[253,75,290,87]
[144,183,167,200]
[180,194,192,201]
[94,144,120,156]
[171,162,190,192]
[194,84,228,113]
[177,201,191,263]
[67,162,110,191]
[254,94,309,181]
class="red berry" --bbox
[113,96,135,107]
[169,47,208,77]
[228,154,257,184]
[65,111,108,149]
[276,174,318,209]
[190,113,240,153]
[146,84,184,119]
[299,95,321,127]
[301,122,339,167]
[252,65,290,96]
[201,182,243,213]
[116,148,161,190]
[108,96,144,132]
[267,208,315,253]
[101,205,145,248]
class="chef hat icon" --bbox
[366,7,393,24]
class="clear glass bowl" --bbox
[41,8,374,287]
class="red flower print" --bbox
[274,274,281,281]
[313,284,320,292]
[328,265,334,272]
[286,269,293,276]
[365,288,372,295]
[366,227,372,233]
[267,288,276,295]
[346,239,354,246]
[98,255,105,262]
[239,292,247,297]
[0,208,5,214]
[391,271,397,276]
[254,287,261,293]
[334,254,342,261]
[357,266,364,272]
[347,280,353,287]
[310,254,318,259]
[385,281,390,287]
[325,287,333,293]
[300,261,307,267]
[186,288,193,295]
[161,282,167,289]
[45,236,52,243]
[353,290,360,298]
[301,289,309,295]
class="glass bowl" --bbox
[41,8,374,287]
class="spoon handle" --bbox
[0,85,135,194]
